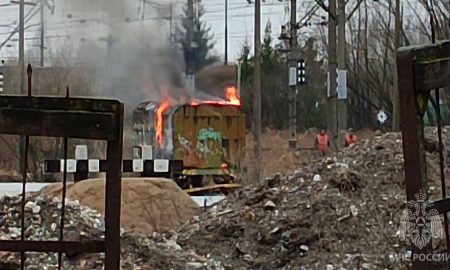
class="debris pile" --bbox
[39,178,200,234]
[176,167,407,269]
[1,128,448,269]
[176,129,450,269]
[0,194,220,270]
[333,128,449,187]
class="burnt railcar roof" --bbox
[135,100,158,110]
[134,101,178,115]
[135,101,241,113]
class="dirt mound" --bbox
[0,169,22,182]
[40,178,200,234]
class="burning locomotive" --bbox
[132,86,245,190]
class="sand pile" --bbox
[0,169,22,182]
[40,178,200,234]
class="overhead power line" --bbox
[0,0,40,50]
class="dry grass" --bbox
[240,128,375,184]
[0,124,374,184]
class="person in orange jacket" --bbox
[315,129,330,156]
[345,128,358,147]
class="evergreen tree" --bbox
[181,2,220,72]
[260,21,287,129]
[261,21,274,71]
[237,21,325,131]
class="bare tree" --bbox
[311,0,438,129]
[0,46,98,181]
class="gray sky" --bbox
[0,0,320,63]
[0,0,428,64]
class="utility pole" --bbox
[98,34,119,55]
[392,0,401,131]
[254,0,262,181]
[0,60,4,92]
[327,0,337,143]
[10,0,35,175]
[169,0,173,43]
[337,0,347,147]
[185,0,195,90]
[99,34,119,96]
[18,0,26,177]
[288,0,298,148]
[10,0,35,91]
[448,0,450,31]
[40,0,44,66]
[237,58,241,96]
[224,0,228,64]
[19,0,25,94]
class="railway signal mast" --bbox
[0,60,4,92]
[297,59,306,85]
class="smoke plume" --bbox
[56,0,190,111]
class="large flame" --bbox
[190,86,241,107]
[156,100,170,147]
[226,86,240,106]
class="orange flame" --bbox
[189,86,241,107]
[156,100,170,147]
[226,86,240,106]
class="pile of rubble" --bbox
[0,194,221,270]
[332,128,449,187]
[1,128,449,269]
[175,129,450,269]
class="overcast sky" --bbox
[0,0,430,64]
[0,0,322,63]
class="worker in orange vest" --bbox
[315,129,330,156]
[345,129,358,147]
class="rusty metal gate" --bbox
[0,64,124,269]
[398,40,450,269]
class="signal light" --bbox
[297,59,306,85]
